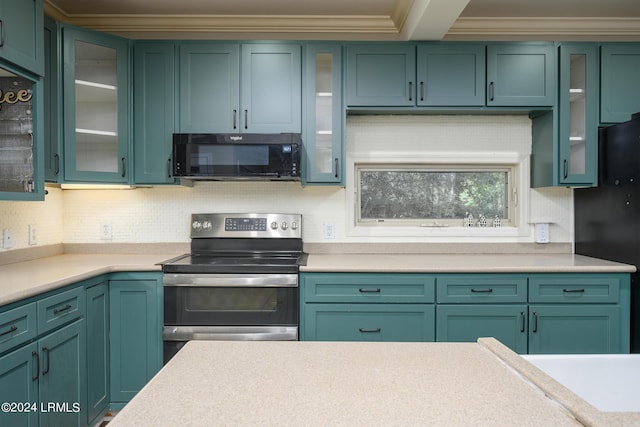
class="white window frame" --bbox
[346,151,530,238]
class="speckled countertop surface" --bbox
[0,251,634,307]
[108,338,639,427]
[301,253,636,273]
[0,253,179,306]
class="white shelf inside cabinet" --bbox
[75,80,117,103]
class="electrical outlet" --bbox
[100,224,113,241]
[28,224,37,246]
[323,222,335,239]
[2,229,14,249]
[535,223,550,244]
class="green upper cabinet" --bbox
[345,44,416,107]
[62,25,130,183]
[486,43,556,107]
[0,62,44,201]
[0,0,44,76]
[303,44,343,184]
[600,44,640,123]
[178,43,239,133]
[178,42,301,133]
[416,44,485,106]
[43,17,60,183]
[557,43,598,186]
[133,42,176,184]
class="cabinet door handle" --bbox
[32,351,40,381]
[471,288,493,293]
[563,159,568,179]
[408,82,413,101]
[358,288,381,293]
[42,347,50,375]
[334,158,339,179]
[359,328,381,333]
[532,312,538,333]
[420,81,424,101]
[232,109,237,129]
[489,82,495,101]
[54,154,60,176]
[0,325,17,337]
[0,20,4,48]
[121,157,127,178]
[167,158,172,179]
[562,288,585,293]
[53,303,72,315]
[244,110,248,129]
[520,312,526,333]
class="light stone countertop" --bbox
[302,253,637,273]
[108,338,639,427]
[0,253,180,306]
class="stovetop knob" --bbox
[192,220,202,231]
[270,221,278,230]
[281,222,288,230]
[291,222,298,230]
[202,221,212,230]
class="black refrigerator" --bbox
[574,113,640,353]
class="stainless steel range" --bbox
[161,213,304,364]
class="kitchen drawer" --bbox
[301,273,435,303]
[37,286,86,334]
[0,303,37,354]
[436,274,527,303]
[303,303,435,342]
[528,275,620,303]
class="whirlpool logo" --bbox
[229,136,243,142]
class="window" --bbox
[356,164,516,228]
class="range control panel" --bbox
[190,213,302,239]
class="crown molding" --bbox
[448,17,640,38]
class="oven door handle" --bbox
[163,273,298,287]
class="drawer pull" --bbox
[32,351,40,381]
[358,288,381,293]
[359,328,381,333]
[53,304,72,315]
[42,347,50,375]
[470,288,493,293]
[532,312,538,333]
[520,312,525,333]
[562,288,585,293]
[0,325,17,337]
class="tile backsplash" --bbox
[0,115,573,250]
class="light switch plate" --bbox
[2,229,14,249]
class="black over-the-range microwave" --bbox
[172,133,301,180]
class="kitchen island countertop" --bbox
[108,338,639,427]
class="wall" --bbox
[0,115,573,251]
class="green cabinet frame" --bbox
[133,42,176,184]
[486,43,556,107]
[61,25,130,183]
[600,43,640,123]
[416,44,485,106]
[86,281,109,425]
[109,272,162,406]
[0,0,44,76]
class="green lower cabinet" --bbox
[436,305,528,353]
[528,305,621,354]
[0,342,39,427]
[303,304,435,342]
[0,319,85,427]
[109,273,162,406]
[86,282,109,425]
[38,319,86,427]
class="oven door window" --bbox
[164,286,298,326]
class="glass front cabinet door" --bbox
[558,43,598,186]
[304,44,343,185]
[62,26,129,183]
[0,63,44,201]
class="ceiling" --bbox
[44,0,640,41]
